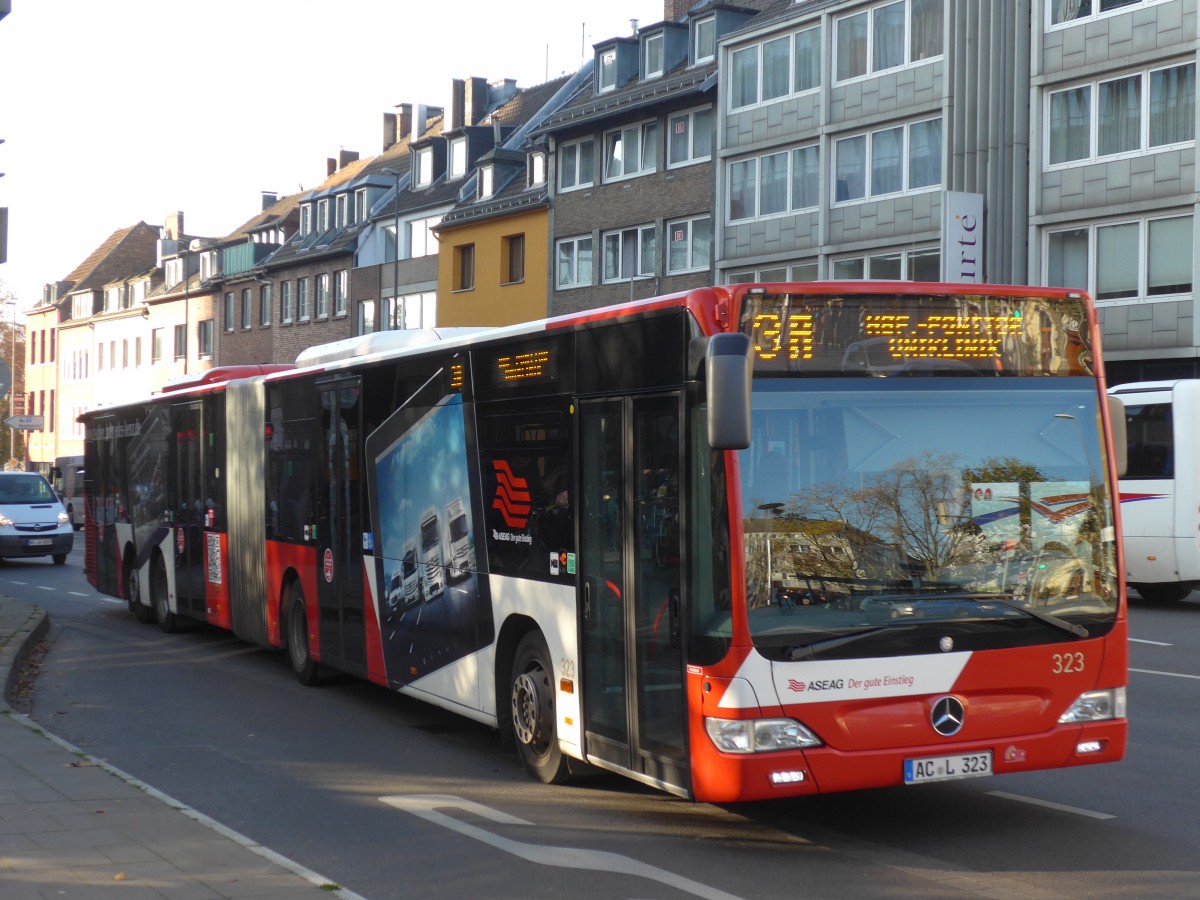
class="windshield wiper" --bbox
[953,592,1090,639]
[788,625,918,660]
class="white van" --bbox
[0,471,74,565]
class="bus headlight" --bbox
[705,717,823,754]
[1058,687,1126,724]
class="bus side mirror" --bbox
[1107,394,1127,478]
[706,333,752,450]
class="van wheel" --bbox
[152,558,176,633]
[287,582,320,685]
[1134,583,1192,603]
[52,554,67,566]
[510,631,570,784]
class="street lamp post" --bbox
[380,168,402,332]
[5,300,16,467]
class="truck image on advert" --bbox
[445,496,474,581]
[419,506,444,600]
[401,538,421,607]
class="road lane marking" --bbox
[68,591,91,597]
[37,585,55,591]
[1129,638,1172,646]
[1130,667,1200,681]
[986,791,1115,819]
[381,794,746,900]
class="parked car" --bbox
[0,471,74,564]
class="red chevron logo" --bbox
[493,460,532,529]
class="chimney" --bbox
[414,104,433,140]
[397,103,412,144]
[338,149,360,169]
[450,78,465,130]
[327,157,337,177]
[261,191,277,211]
[383,112,398,151]
[465,76,489,126]
[164,211,184,241]
[665,0,694,21]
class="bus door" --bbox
[315,378,366,675]
[170,401,205,617]
[578,394,688,793]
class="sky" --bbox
[0,0,666,313]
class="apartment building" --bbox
[1030,0,1197,384]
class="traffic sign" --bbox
[5,415,44,430]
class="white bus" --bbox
[1109,380,1200,602]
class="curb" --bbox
[0,599,49,711]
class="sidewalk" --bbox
[0,597,364,899]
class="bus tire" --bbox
[1134,583,1192,603]
[287,583,320,686]
[152,558,177,633]
[510,630,570,784]
[125,555,155,623]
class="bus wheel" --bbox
[1134,583,1192,603]
[510,631,570,784]
[152,559,176,633]
[126,562,155,624]
[287,583,320,686]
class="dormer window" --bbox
[199,250,216,282]
[449,137,467,179]
[644,32,664,79]
[317,199,330,232]
[598,48,618,93]
[354,189,366,223]
[165,257,184,287]
[528,151,546,187]
[479,164,494,200]
[104,286,121,313]
[694,15,715,63]
[336,194,348,227]
[415,147,434,187]
[300,204,312,236]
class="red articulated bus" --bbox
[81,283,1128,802]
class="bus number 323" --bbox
[1052,652,1085,674]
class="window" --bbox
[835,0,942,83]
[173,324,186,361]
[415,147,433,187]
[317,199,330,233]
[694,15,716,63]
[300,204,312,236]
[297,278,310,321]
[605,121,657,180]
[728,144,820,221]
[389,292,436,330]
[558,137,594,190]
[449,137,467,179]
[602,224,656,283]
[479,164,495,199]
[598,48,617,92]
[97,343,104,371]
[529,151,546,187]
[151,328,164,363]
[198,319,214,358]
[280,281,293,324]
[242,288,253,329]
[407,216,441,258]
[1046,214,1194,304]
[259,284,272,327]
[354,189,366,224]
[834,118,941,202]
[359,300,376,335]
[316,274,330,319]
[644,32,664,79]
[165,258,184,287]
[556,236,593,289]
[223,292,235,331]
[104,287,120,313]
[1050,0,1167,27]
[730,26,821,111]
[455,244,476,291]
[335,271,348,316]
[135,337,142,367]
[122,340,130,368]
[668,106,713,167]
[832,247,941,280]
[666,216,712,274]
[1047,63,1195,166]
[503,234,526,284]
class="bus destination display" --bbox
[738,292,1089,377]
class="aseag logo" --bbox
[492,460,532,528]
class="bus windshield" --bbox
[738,378,1119,659]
